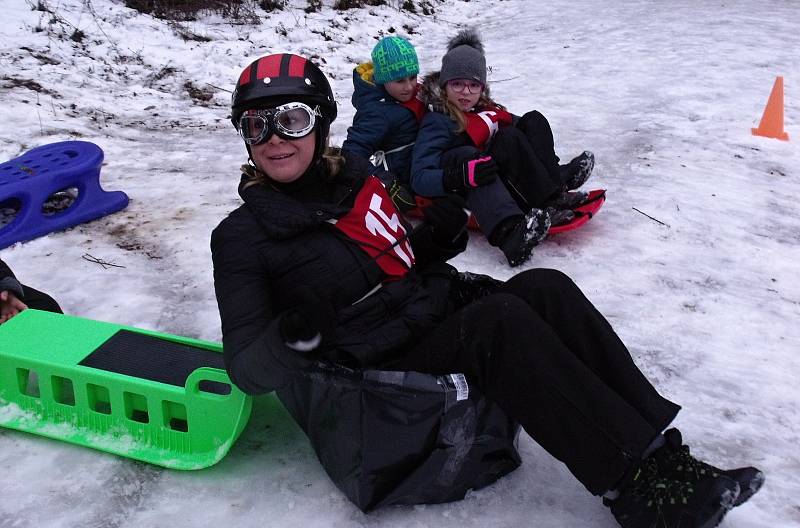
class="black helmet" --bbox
[231,54,337,168]
[231,53,337,127]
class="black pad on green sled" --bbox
[79,330,229,394]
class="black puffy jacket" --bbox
[0,258,24,299]
[211,159,523,512]
[211,155,466,395]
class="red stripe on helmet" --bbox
[237,64,252,86]
[287,55,307,78]
[255,54,282,80]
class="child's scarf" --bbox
[399,85,427,123]
[464,105,514,149]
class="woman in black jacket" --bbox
[0,257,61,324]
[211,53,761,528]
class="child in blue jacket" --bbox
[411,29,595,267]
[342,36,426,211]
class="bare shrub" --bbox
[184,81,215,104]
[259,0,285,12]
[333,0,386,11]
[124,0,259,22]
[304,0,322,13]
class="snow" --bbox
[1,0,799,526]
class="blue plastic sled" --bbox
[0,141,129,249]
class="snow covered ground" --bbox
[1,0,799,526]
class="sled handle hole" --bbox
[163,400,189,432]
[198,379,231,396]
[16,368,40,398]
[123,391,149,424]
[87,383,111,415]
[42,187,78,217]
[51,375,75,406]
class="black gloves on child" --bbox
[423,194,469,244]
[443,155,499,192]
[279,286,335,356]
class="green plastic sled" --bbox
[0,309,252,470]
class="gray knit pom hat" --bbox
[439,28,486,87]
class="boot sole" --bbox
[698,484,739,528]
[733,470,764,507]
[607,478,740,528]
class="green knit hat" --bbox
[371,36,419,85]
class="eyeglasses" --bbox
[237,102,321,145]
[447,79,484,94]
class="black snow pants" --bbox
[395,268,680,495]
[489,111,567,210]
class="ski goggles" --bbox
[237,102,321,145]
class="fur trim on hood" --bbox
[355,62,375,85]
[419,71,445,111]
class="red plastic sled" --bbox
[409,189,606,235]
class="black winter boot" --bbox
[496,209,551,267]
[559,150,595,190]
[605,457,739,528]
[544,190,589,211]
[657,429,764,508]
[545,207,575,226]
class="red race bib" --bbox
[332,176,415,280]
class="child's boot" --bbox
[490,209,551,267]
[560,150,595,190]
[545,207,575,226]
[545,190,589,210]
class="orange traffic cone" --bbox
[752,76,789,141]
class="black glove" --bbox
[423,194,469,244]
[279,286,335,356]
[450,271,502,308]
[386,178,417,213]
[443,155,498,192]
